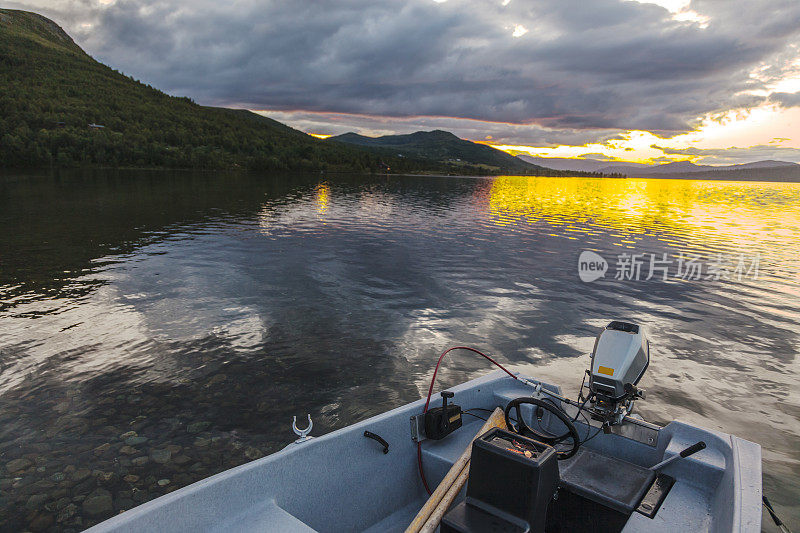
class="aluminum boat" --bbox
[88,321,762,532]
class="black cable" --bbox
[581,424,604,445]
[462,411,488,421]
[465,407,495,414]
[519,399,574,447]
[577,370,588,402]
[763,496,792,532]
[533,416,559,438]
[531,396,563,439]
[472,395,601,449]
[540,391,597,445]
[572,393,593,423]
[526,394,590,448]
[573,406,592,442]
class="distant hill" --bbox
[629,160,800,180]
[328,131,594,175]
[516,155,650,173]
[518,154,800,181]
[633,165,800,181]
[0,9,499,174]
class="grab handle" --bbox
[680,441,706,458]
[364,431,389,454]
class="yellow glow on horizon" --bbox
[263,95,799,166]
[484,129,673,164]
[483,103,800,164]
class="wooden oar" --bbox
[405,407,506,533]
[419,466,469,533]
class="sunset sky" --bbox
[9,0,800,164]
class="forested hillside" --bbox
[0,10,456,173]
[328,130,545,174]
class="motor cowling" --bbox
[589,321,649,400]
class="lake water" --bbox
[1,170,798,531]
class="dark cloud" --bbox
[7,0,800,135]
[770,91,800,108]
[258,109,623,147]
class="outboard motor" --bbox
[588,321,649,427]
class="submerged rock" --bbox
[56,503,77,523]
[119,445,137,455]
[53,496,71,510]
[6,457,32,473]
[83,488,113,516]
[71,468,91,482]
[93,443,111,456]
[132,490,151,503]
[131,456,149,467]
[25,493,48,511]
[157,478,170,487]
[244,447,263,460]
[186,421,210,434]
[165,444,182,454]
[149,449,171,464]
[125,436,148,446]
[172,454,192,465]
[116,497,135,511]
[28,512,54,532]
[95,471,115,484]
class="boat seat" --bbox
[558,448,655,515]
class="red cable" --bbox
[417,346,519,495]
[417,442,431,494]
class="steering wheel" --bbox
[504,397,581,460]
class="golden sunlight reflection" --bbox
[486,176,800,266]
[316,182,330,213]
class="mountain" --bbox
[629,163,800,181]
[630,160,800,179]
[722,160,797,170]
[593,164,651,175]
[328,131,561,174]
[624,159,800,176]
[519,153,800,179]
[0,9,503,175]
[643,161,709,173]
[516,155,650,173]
